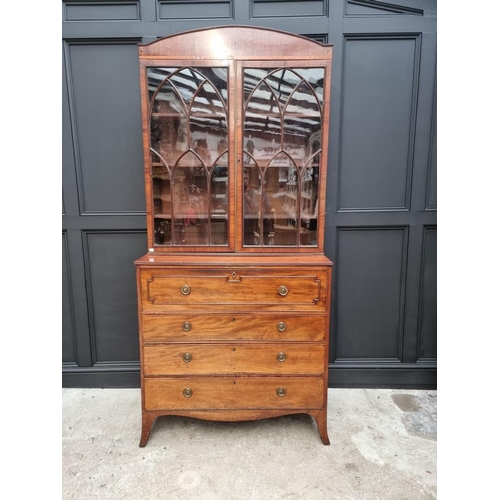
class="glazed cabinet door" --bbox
[141,62,234,251]
[238,61,331,252]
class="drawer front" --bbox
[143,343,325,376]
[139,267,329,312]
[144,376,324,410]
[141,314,326,342]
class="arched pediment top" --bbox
[139,25,332,61]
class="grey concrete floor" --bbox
[62,388,437,499]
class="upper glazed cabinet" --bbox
[139,26,332,253]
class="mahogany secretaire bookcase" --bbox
[134,26,333,446]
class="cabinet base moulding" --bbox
[139,408,330,447]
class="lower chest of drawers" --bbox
[136,262,332,446]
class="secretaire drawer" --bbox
[144,376,324,411]
[141,314,326,342]
[143,343,325,376]
[138,267,329,312]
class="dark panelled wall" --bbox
[62,0,437,388]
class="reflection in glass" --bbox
[266,69,301,109]
[243,67,324,247]
[283,116,321,162]
[149,67,228,110]
[149,66,228,246]
[266,154,298,246]
[243,159,274,246]
[151,149,172,244]
[243,68,274,102]
[299,152,321,246]
[284,82,321,115]
[244,114,281,164]
[150,79,188,166]
[292,68,325,107]
[211,146,228,245]
[246,82,281,115]
[191,118,227,167]
[191,82,227,116]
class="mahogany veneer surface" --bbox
[135,26,333,446]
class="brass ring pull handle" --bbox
[278,285,288,297]
[182,321,192,332]
[277,321,287,332]
[183,388,193,398]
[182,352,192,363]
[277,352,286,362]
[180,285,191,295]
[276,388,286,397]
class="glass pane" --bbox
[211,150,228,245]
[265,69,301,109]
[210,217,227,245]
[154,219,172,245]
[151,150,172,246]
[151,80,186,115]
[245,82,281,115]
[191,82,226,116]
[299,152,320,247]
[284,82,321,115]
[193,67,228,106]
[172,153,209,245]
[190,118,228,167]
[294,68,324,107]
[283,115,321,163]
[151,114,189,166]
[147,68,182,103]
[243,114,281,165]
[243,68,275,104]
[167,68,203,107]
[243,159,263,246]
[268,155,299,246]
[260,167,276,246]
[149,76,189,166]
[152,169,171,214]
